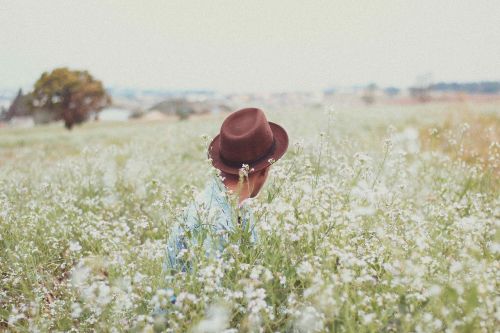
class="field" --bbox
[0,102,499,332]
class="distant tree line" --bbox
[429,81,500,94]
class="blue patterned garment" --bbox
[164,177,257,272]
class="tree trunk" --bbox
[62,109,74,130]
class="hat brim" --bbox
[208,122,289,175]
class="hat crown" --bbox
[219,108,274,165]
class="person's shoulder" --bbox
[186,176,229,215]
[205,176,230,201]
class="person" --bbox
[164,107,289,272]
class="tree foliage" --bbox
[30,68,111,129]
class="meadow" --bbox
[0,102,499,332]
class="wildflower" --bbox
[294,306,324,332]
[69,240,82,253]
[71,302,83,318]
[362,312,376,325]
[193,303,231,333]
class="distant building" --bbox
[0,88,60,125]
[1,89,32,121]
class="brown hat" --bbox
[208,107,289,175]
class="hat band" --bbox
[219,138,276,169]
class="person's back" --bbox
[165,107,289,272]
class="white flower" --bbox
[279,275,287,286]
[362,312,376,324]
[489,242,500,254]
[71,302,82,318]
[294,306,324,332]
[193,304,231,333]
[69,240,82,252]
[71,263,91,287]
[297,261,314,277]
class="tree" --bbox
[175,106,193,120]
[361,83,377,105]
[30,68,111,129]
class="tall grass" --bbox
[0,103,498,332]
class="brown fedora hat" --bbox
[208,108,289,175]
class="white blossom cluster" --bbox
[0,105,498,332]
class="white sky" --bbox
[1,0,499,93]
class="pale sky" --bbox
[1,0,499,93]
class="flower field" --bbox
[0,103,499,332]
